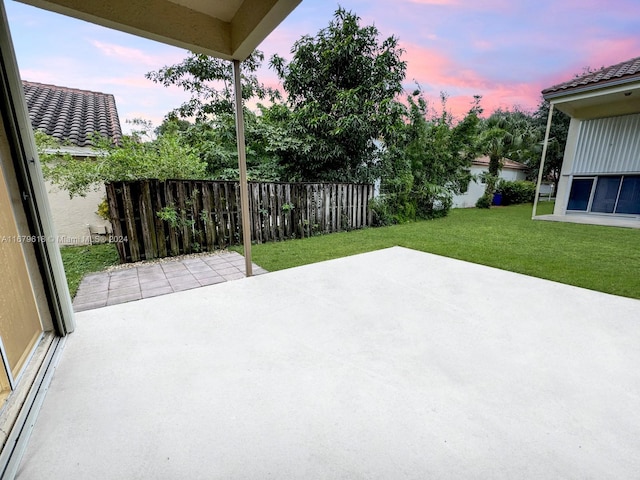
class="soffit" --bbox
[542,55,640,119]
[166,0,243,23]
[549,82,640,120]
[16,0,301,60]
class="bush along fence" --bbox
[105,179,374,263]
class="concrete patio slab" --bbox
[17,247,640,479]
[535,213,640,229]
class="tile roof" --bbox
[22,80,122,147]
[542,56,640,98]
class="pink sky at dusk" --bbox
[5,0,640,130]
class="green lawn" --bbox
[234,202,640,299]
[60,243,120,297]
[61,203,640,300]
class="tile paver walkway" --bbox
[72,251,267,312]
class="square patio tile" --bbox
[197,275,226,286]
[220,271,245,281]
[140,286,174,299]
[214,266,241,276]
[106,292,142,305]
[136,265,164,275]
[71,299,107,312]
[185,263,214,273]
[75,284,109,296]
[138,279,171,290]
[108,285,141,297]
[108,269,138,279]
[168,277,201,289]
[137,274,168,284]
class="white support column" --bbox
[232,59,253,277]
[532,103,555,219]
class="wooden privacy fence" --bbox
[105,179,374,263]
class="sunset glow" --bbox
[6,0,640,128]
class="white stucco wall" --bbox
[45,181,112,245]
[452,166,527,208]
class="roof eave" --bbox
[542,75,640,102]
[17,0,302,61]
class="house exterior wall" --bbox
[554,118,582,215]
[45,182,111,245]
[452,166,527,208]
[572,113,640,174]
[554,113,640,216]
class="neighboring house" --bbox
[452,156,528,208]
[539,56,640,225]
[23,80,122,244]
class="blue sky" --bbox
[6,0,640,131]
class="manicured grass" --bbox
[60,243,120,297]
[235,202,640,299]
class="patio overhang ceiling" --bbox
[544,80,640,120]
[16,0,301,60]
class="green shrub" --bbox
[96,197,111,220]
[369,196,396,226]
[497,180,536,205]
[475,194,491,209]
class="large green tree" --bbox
[166,104,299,181]
[147,50,297,181]
[375,92,482,223]
[146,50,277,120]
[270,7,406,182]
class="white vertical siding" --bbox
[572,113,640,174]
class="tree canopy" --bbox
[39,6,574,222]
[146,50,277,120]
[270,7,406,182]
[375,92,482,223]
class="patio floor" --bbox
[73,250,268,312]
[534,213,640,229]
[16,247,640,479]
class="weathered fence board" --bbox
[106,179,374,263]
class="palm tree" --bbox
[477,110,539,207]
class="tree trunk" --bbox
[488,154,501,176]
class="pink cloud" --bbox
[18,69,62,85]
[404,0,459,5]
[579,38,640,71]
[401,41,489,91]
[90,40,155,65]
[537,37,640,93]
[90,40,184,67]
[399,41,547,119]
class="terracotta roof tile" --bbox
[22,80,122,147]
[542,56,640,97]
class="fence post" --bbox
[105,182,127,263]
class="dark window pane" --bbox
[616,176,640,215]
[591,176,621,213]
[567,178,594,211]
